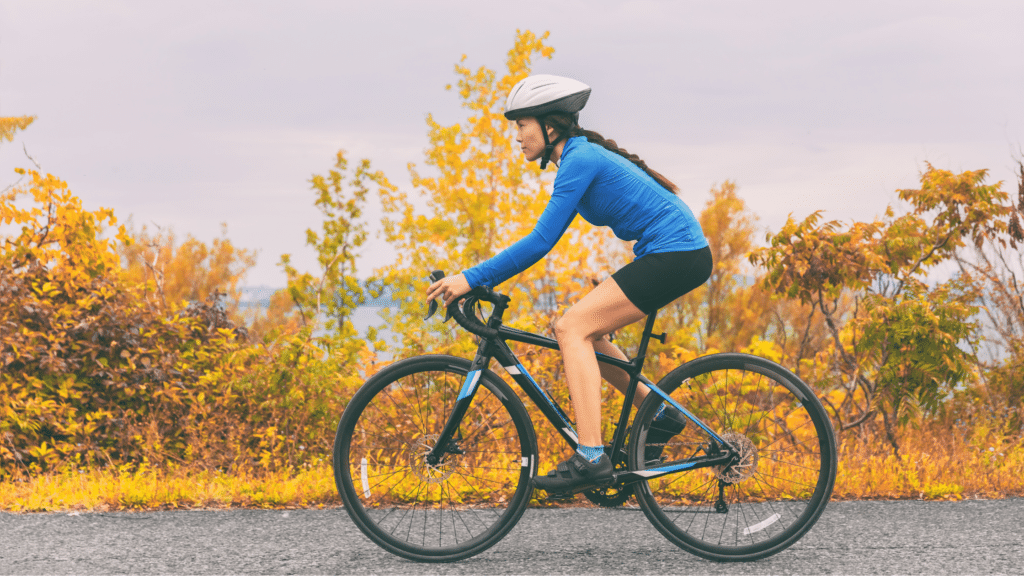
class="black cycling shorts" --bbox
[611,245,713,315]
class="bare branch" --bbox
[839,408,876,432]
[22,143,41,171]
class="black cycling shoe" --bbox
[533,453,614,496]
[644,406,687,464]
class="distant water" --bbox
[234,284,398,309]
[348,306,399,362]
[234,285,401,362]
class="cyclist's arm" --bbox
[463,209,578,289]
[463,154,598,289]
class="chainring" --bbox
[583,444,634,507]
[583,482,634,507]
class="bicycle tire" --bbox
[333,354,538,562]
[629,353,837,562]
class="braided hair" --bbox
[543,113,679,195]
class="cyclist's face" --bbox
[514,117,554,163]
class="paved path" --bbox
[2,500,1022,574]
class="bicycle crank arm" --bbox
[613,452,736,486]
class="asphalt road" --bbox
[2,500,1022,575]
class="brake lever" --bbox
[425,270,454,322]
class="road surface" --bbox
[2,499,1022,574]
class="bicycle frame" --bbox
[426,297,738,485]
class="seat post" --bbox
[608,310,662,461]
[631,309,660,372]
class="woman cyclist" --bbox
[425,74,713,496]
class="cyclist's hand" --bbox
[426,273,471,307]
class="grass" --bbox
[0,462,340,512]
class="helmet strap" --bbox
[538,116,574,169]
[539,117,554,169]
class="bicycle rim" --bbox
[631,353,837,561]
[333,355,536,562]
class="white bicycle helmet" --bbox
[505,74,591,168]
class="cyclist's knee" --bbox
[554,315,607,342]
[553,316,580,339]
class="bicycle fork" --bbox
[424,344,493,467]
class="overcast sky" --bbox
[1,0,1022,288]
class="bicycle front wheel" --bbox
[630,353,837,562]
[333,354,537,562]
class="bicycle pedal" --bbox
[546,478,614,500]
[545,492,577,501]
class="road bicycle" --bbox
[333,270,837,563]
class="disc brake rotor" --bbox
[410,433,459,484]
[713,432,759,483]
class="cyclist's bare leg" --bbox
[593,335,652,409]
[554,277,646,447]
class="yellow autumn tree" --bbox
[117,218,256,316]
[0,117,285,474]
[1,119,375,476]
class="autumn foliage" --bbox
[2,30,1023,506]
[0,167,371,478]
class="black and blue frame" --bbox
[424,277,738,487]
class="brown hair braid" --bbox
[543,113,679,195]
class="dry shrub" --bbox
[833,417,1024,500]
[0,258,371,477]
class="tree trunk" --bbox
[880,407,901,458]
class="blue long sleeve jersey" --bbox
[462,136,709,290]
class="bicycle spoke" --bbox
[739,372,767,434]
[760,454,820,473]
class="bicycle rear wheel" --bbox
[333,354,537,562]
[630,353,837,562]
